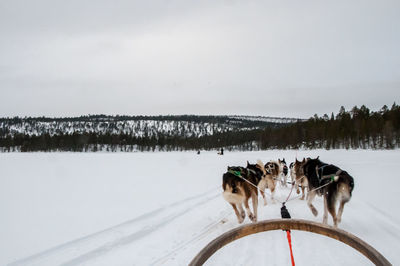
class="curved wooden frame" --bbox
[189,219,391,266]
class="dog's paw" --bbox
[296,189,300,194]
[249,213,257,223]
[311,207,318,217]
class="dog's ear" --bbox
[317,156,320,160]
[302,158,305,163]
[247,161,250,167]
[278,159,281,163]
[283,158,286,163]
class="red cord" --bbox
[286,230,295,266]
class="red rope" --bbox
[286,230,295,266]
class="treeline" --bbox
[260,103,400,149]
[0,130,263,152]
[0,104,399,152]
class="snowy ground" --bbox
[1,150,399,265]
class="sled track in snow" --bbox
[9,187,222,266]
[150,209,232,265]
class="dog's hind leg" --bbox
[305,179,309,200]
[304,179,309,200]
[295,181,300,194]
[326,190,339,227]
[251,192,258,222]
[328,201,338,227]
[280,175,286,187]
[337,201,345,224]
[244,198,256,222]
[307,190,318,216]
[230,203,244,224]
[260,190,267,206]
[267,179,276,203]
[323,195,329,224]
[258,180,268,206]
[237,204,246,222]
[337,183,351,224]
[300,183,306,200]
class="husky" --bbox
[303,157,355,227]
[289,162,295,184]
[222,161,265,223]
[292,158,309,200]
[278,158,289,187]
[257,161,280,205]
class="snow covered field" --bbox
[1,150,399,265]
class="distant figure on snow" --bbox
[218,148,224,155]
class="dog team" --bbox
[222,157,354,228]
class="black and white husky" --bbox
[278,158,289,187]
[303,157,355,227]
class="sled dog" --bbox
[292,158,309,200]
[303,157,355,227]
[257,161,281,205]
[222,161,265,223]
[278,158,289,187]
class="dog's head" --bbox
[278,158,287,165]
[303,157,322,177]
[293,157,309,175]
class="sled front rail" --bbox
[189,219,391,266]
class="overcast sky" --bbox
[0,0,399,118]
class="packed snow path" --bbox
[1,150,399,265]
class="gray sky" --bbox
[0,0,399,118]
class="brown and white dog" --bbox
[257,161,280,205]
[222,161,265,223]
[291,158,309,200]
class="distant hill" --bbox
[0,115,303,139]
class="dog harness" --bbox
[316,164,342,182]
[228,168,257,179]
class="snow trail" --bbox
[10,188,221,266]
